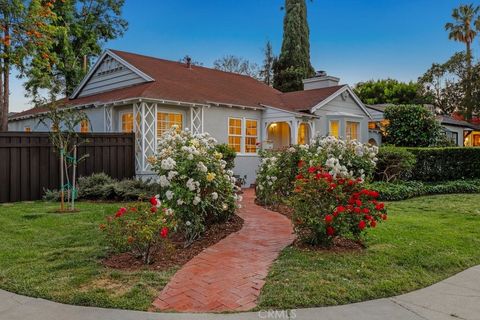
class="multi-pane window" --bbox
[346,121,359,140]
[121,112,134,133]
[329,120,339,138]
[245,119,258,153]
[298,123,310,145]
[228,118,242,153]
[24,127,31,132]
[80,120,89,133]
[157,112,183,137]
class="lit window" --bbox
[245,119,258,153]
[228,118,242,153]
[346,121,359,140]
[157,112,183,137]
[121,112,134,133]
[368,122,377,130]
[297,123,310,145]
[24,127,31,132]
[51,124,59,132]
[80,119,89,133]
[329,120,339,138]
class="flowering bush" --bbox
[100,195,175,264]
[291,165,387,246]
[150,128,239,245]
[256,136,378,205]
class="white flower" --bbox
[186,178,197,191]
[161,157,176,170]
[193,196,201,205]
[211,192,218,200]
[177,199,184,205]
[186,221,191,226]
[159,175,170,187]
[187,154,194,160]
[222,203,228,211]
[167,170,178,180]
[166,190,174,200]
[197,162,208,173]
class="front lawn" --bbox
[0,201,176,311]
[258,194,480,309]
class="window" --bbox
[80,120,89,133]
[51,124,59,132]
[368,122,377,130]
[245,119,258,153]
[298,123,310,145]
[329,120,339,138]
[228,118,242,153]
[121,112,134,133]
[24,127,31,133]
[157,112,183,137]
[346,121,359,140]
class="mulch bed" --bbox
[103,214,244,271]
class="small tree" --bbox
[213,55,259,78]
[384,105,442,147]
[259,41,276,86]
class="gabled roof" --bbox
[10,50,371,121]
[437,115,479,129]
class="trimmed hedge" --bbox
[408,148,480,182]
[367,179,480,201]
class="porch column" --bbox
[104,105,113,132]
[190,106,204,134]
[133,102,157,173]
[291,120,298,146]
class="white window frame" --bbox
[227,117,260,156]
[329,119,340,138]
[345,120,360,141]
[119,110,134,133]
[228,117,243,154]
[156,111,184,138]
[244,118,259,154]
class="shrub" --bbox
[150,129,239,245]
[77,173,115,199]
[367,179,480,201]
[291,165,387,246]
[100,196,175,264]
[374,147,416,182]
[43,188,61,202]
[256,136,378,205]
[214,144,237,170]
[408,147,480,181]
[384,105,442,147]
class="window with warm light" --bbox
[121,112,134,133]
[228,118,242,153]
[298,123,310,144]
[24,127,31,132]
[80,120,89,133]
[346,121,359,140]
[368,122,377,130]
[51,124,59,132]
[329,120,339,138]
[157,112,183,137]
[245,119,258,153]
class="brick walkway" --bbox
[151,189,295,312]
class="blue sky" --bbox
[11,0,470,112]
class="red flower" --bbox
[375,203,385,210]
[353,207,361,214]
[160,227,169,238]
[348,180,355,186]
[358,220,366,230]
[355,200,362,207]
[381,214,388,220]
[337,206,346,213]
[150,196,158,206]
[129,207,138,212]
[326,226,335,236]
[295,174,304,180]
[308,166,316,173]
[362,208,370,214]
[325,214,333,224]
[115,207,127,218]
[370,191,379,198]
[370,220,377,228]
[329,183,337,189]
[298,160,305,168]
[150,206,158,213]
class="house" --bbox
[365,104,480,147]
[8,50,376,186]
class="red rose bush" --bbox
[292,165,387,246]
[100,195,176,264]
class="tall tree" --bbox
[354,79,428,105]
[213,55,259,78]
[273,0,314,92]
[445,4,479,120]
[0,0,58,131]
[259,41,275,86]
[24,0,128,101]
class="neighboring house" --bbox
[365,104,480,147]
[9,49,375,185]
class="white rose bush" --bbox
[150,128,239,245]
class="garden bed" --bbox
[103,214,243,271]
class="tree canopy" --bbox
[354,79,427,105]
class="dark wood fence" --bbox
[0,132,136,203]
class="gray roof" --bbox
[437,115,479,129]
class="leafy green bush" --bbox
[77,173,115,199]
[367,179,480,201]
[43,188,61,202]
[214,144,237,170]
[408,147,480,181]
[374,147,416,182]
[384,105,442,147]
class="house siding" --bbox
[442,124,465,147]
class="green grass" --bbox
[0,201,176,311]
[258,194,480,309]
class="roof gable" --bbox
[310,86,372,119]
[70,50,155,99]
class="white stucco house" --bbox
[9,50,378,185]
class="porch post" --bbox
[104,106,113,132]
[291,119,298,146]
[190,106,204,134]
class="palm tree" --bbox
[445,4,479,120]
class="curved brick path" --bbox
[151,189,295,312]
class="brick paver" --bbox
[151,189,295,312]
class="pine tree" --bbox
[273,0,315,92]
[260,41,275,86]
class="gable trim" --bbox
[260,104,319,118]
[70,50,155,99]
[310,85,372,119]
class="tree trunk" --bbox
[0,57,4,132]
[1,24,9,132]
[465,42,473,121]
